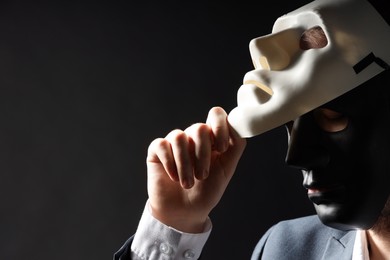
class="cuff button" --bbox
[183,249,195,259]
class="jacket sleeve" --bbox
[250,224,275,259]
[113,236,134,260]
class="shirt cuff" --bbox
[131,201,212,260]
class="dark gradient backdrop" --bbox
[0,1,314,259]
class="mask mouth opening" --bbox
[243,79,273,103]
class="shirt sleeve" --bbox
[130,201,212,260]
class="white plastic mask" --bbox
[228,0,390,138]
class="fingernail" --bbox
[202,170,209,179]
[182,178,194,189]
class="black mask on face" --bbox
[285,70,390,230]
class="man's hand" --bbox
[146,106,246,233]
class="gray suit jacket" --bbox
[114,215,357,259]
[252,215,356,260]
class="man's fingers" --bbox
[146,106,245,189]
[165,130,194,189]
[147,138,179,182]
[184,123,212,180]
[206,106,229,153]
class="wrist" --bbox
[148,204,208,233]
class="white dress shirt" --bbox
[352,230,370,260]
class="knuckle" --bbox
[148,138,168,152]
[167,129,188,145]
[185,123,209,137]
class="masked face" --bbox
[228,0,390,138]
[285,71,390,230]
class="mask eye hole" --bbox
[313,108,348,132]
[300,26,328,50]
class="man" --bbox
[115,0,390,259]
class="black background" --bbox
[0,1,315,259]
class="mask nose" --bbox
[249,28,302,71]
[285,113,330,171]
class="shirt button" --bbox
[159,242,171,255]
[183,249,195,259]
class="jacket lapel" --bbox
[321,230,356,260]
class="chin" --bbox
[314,203,362,231]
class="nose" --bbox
[285,113,330,171]
[249,28,302,71]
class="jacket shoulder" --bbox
[251,215,353,259]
